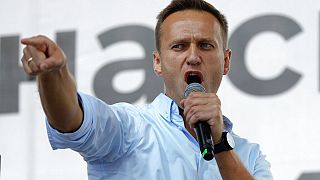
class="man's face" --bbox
[153,10,231,104]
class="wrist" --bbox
[213,128,224,145]
[38,63,67,80]
[213,133,223,145]
[213,132,235,154]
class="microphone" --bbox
[184,83,214,161]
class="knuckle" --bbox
[189,107,196,115]
[37,34,45,39]
[189,92,196,98]
[26,45,34,52]
[213,109,221,118]
[30,64,39,72]
[23,47,28,54]
[25,68,34,75]
[213,104,221,109]
[193,113,201,120]
[188,117,194,124]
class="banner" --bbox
[0,0,319,179]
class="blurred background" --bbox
[1,0,320,179]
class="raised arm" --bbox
[21,35,82,132]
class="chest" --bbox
[126,119,222,179]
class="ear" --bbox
[223,48,232,75]
[153,51,162,76]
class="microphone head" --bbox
[184,83,206,98]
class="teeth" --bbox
[188,73,200,78]
[188,73,200,77]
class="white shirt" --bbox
[46,92,273,179]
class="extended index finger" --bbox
[21,35,53,53]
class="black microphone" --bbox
[184,82,214,161]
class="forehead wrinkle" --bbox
[167,26,218,48]
[160,10,224,50]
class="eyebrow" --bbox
[168,38,190,47]
[168,37,217,47]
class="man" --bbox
[21,0,273,179]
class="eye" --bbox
[199,43,214,50]
[171,44,185,51]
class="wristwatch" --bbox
[214,132,235,154]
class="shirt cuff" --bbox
[46,92,93,150]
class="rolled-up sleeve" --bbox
[233,134,273,180]
[46,92,143,162]
[252,147,273,179]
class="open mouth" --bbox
[185,71,204,84]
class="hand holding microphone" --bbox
[180,76,224,160]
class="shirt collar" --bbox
[151,93,233,132]
[151,93,174,121]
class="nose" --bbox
[186,45,201,66]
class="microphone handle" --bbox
[195,121,214,160]
[183,83,214,160]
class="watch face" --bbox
[226,133,235,148]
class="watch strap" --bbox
[213,132,234,154]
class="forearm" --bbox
[215,150,254,180]
[38,64,83,132]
